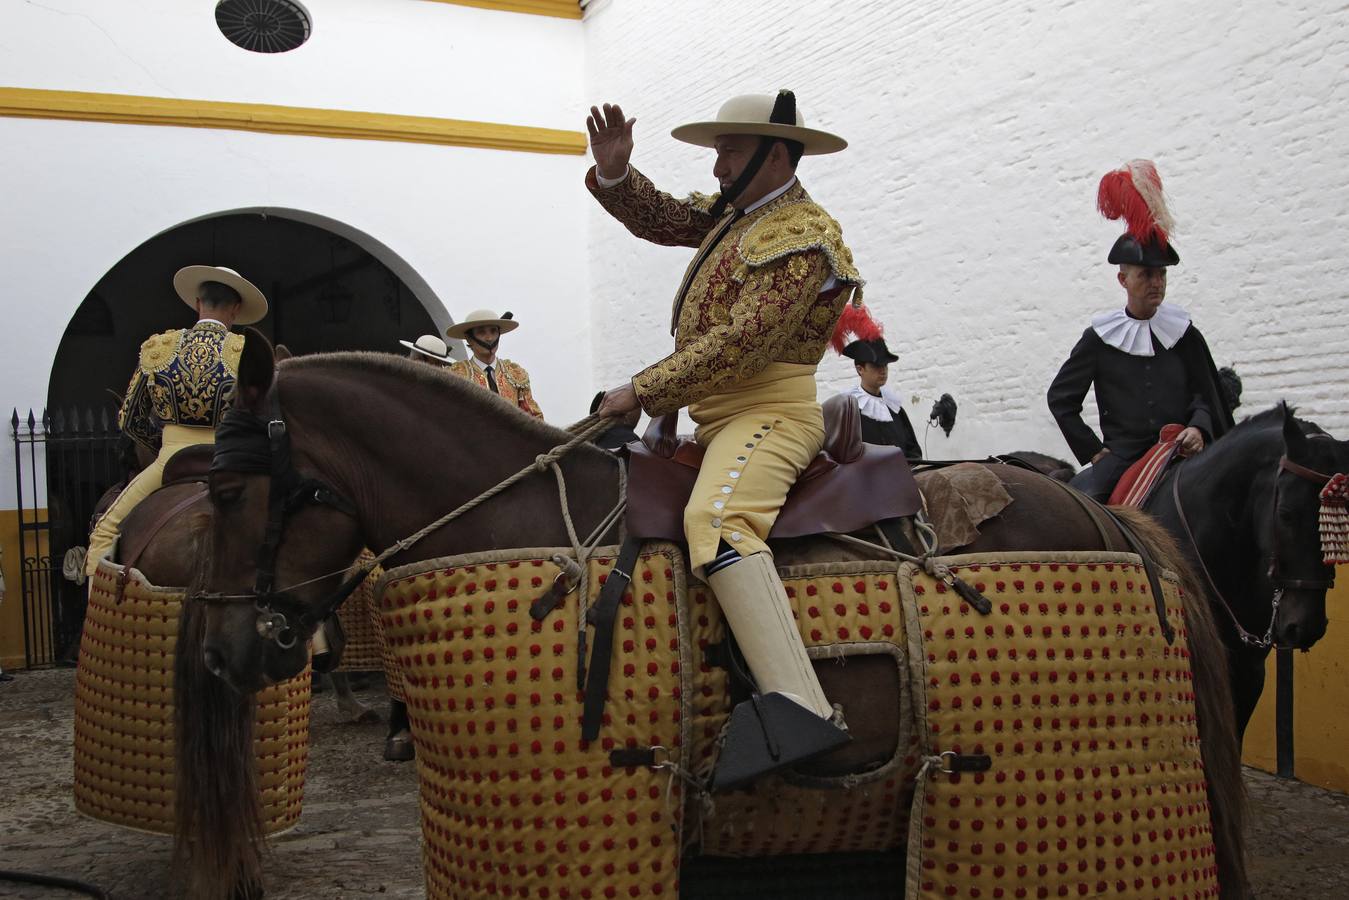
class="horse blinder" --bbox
[196,399,363,652]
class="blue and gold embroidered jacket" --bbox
[118,321,244,451]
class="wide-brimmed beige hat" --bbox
[445,309,519,341]
[173,265,268,325]
[671,91,847,155]
[399,334,452,362]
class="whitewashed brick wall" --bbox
[582,0,1349,461]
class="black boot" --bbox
[709,692,850,791]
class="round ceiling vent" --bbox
[216,0,311,54]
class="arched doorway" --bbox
[27,211,442,664]
[48,209,446,417]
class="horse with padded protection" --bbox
[181,331,1249,899]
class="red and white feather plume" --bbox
[830,303,884,355]
[1097,159,1175,246]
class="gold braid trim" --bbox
[497,358,531,389]
[223,332,245,377]
[685,190,720,214]
[738,199,863,288]
[138,329,182,374]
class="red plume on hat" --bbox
[1097,160,1175,247]
[830,303,883,355]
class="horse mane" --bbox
[281,351,606,456]
[174,513,265,900]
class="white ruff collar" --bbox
[848,384,903,420]
[1091,304,1191,357]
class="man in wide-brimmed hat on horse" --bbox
[589,90,864,788]
[446,309,543,418]
[86,265,267,576]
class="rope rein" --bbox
[250,413,619,600]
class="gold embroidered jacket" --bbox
[118,320,244,451]
[447,357,544,418]
[587,166,863,416]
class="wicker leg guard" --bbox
[706,552,849,790]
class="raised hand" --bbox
[586,103,635,180]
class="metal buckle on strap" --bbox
[267,419,286,440]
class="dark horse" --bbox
[180,336,1249,898]
[1140,405,1349,738]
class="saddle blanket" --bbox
[377,546,1218,899]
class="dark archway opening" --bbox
[49,212,438,418]
[28,213,437,664]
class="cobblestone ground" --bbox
[2,668,1347,899]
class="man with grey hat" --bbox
[445,309,543,418]
[86,265,267,575]
[588,91,864,788]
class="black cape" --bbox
[859,405,923,460]
[1047,322,1234,466]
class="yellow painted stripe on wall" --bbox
[422,0,582,19]
[1,509,47,671]
[0,87,587,156]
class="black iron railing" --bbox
[10,406,124,668]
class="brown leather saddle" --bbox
[625,394,922,541]
[111,444,216,575]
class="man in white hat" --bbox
[86,265,267,575]
[445,309,543,418]
[588,91,864,788]
[399,333,454,368]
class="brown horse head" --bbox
[194,333,619,692]
[197,329,364,692]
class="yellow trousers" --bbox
[685,363,823,573]
[85,425,214,576]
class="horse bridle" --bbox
[194,390,366,651]
[1173,453,1336,649]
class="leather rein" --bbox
[193,390,365,650]
[1171,453,1336,649]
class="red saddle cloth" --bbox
[624,394,923,542]
[1108,423,1184,508]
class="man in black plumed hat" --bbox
[1047,160,1232,502]
[842,338,922,460]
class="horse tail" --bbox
[173,514,266,900]
[1112,506,1250,899]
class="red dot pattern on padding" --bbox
[73,561,310,836]
[908,558,1220,899]
[380,547,687,899]
[694,564,918,858]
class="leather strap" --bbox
[580,537,643,741]
[120,486,207,572]
[1096,503,1175,645]
[1280,456,1331,485]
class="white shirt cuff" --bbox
[594,166,630,189]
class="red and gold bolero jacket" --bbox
[447,357,544,419]
[587,166,863,416]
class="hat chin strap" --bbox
[469,334,499,354]
[708,90,798,219]
[709,136,776,219]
